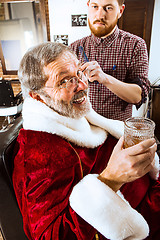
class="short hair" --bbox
[88,0,125,5]
[18,42,74,98]
[118,0,125,5]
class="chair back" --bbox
[0,80,15,107]
[0,116,28,240]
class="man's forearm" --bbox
[102,74,142,104]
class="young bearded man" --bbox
[70,0,150,121]
[12,42,160,240]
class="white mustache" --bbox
[72,90,87,102]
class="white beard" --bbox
[22,97,123,148]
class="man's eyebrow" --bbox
[59,71,68,77]
[105,4,114,6]
[90,2,98,5]
[59,62,81,78]
[90,2,114,7]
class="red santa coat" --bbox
[12,97,160,240]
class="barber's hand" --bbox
[81,61,107,84]
[98,137,157,192]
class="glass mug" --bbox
[124,117,155,148]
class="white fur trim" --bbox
[23,97,159,178]
[86,108,124,139]
[70,174,149,240]
[22,97,123,148]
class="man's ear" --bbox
[29,91,45,103]
[118,4,125,19]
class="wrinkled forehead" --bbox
[44,51,80,80]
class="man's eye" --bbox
[105,6,113,11]
[92,5,98,9]
[60,79,68,86]
[77,70,82,78]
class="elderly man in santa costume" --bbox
[13,42,160,240]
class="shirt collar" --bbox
[91,25,119,46]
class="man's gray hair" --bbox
[18,42,74,98]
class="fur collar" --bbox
[22,97,159,179]
[22,97,124,148]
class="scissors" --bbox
[78,46,99,84]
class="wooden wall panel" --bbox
[44,0,50,41]
[118,0,155,54]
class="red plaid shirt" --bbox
[70,26,150,121]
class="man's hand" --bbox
[98,137,157,192]
[81,61,142,104]
[81,61,106,84]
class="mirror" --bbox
[0,0,48,75]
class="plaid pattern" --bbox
[70,26,150,121]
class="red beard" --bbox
[88,17,118,38]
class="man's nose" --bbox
[96,7,106,20]
[74,78,88,92]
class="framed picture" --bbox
[71,14,87,27]
[53,35,69,46]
